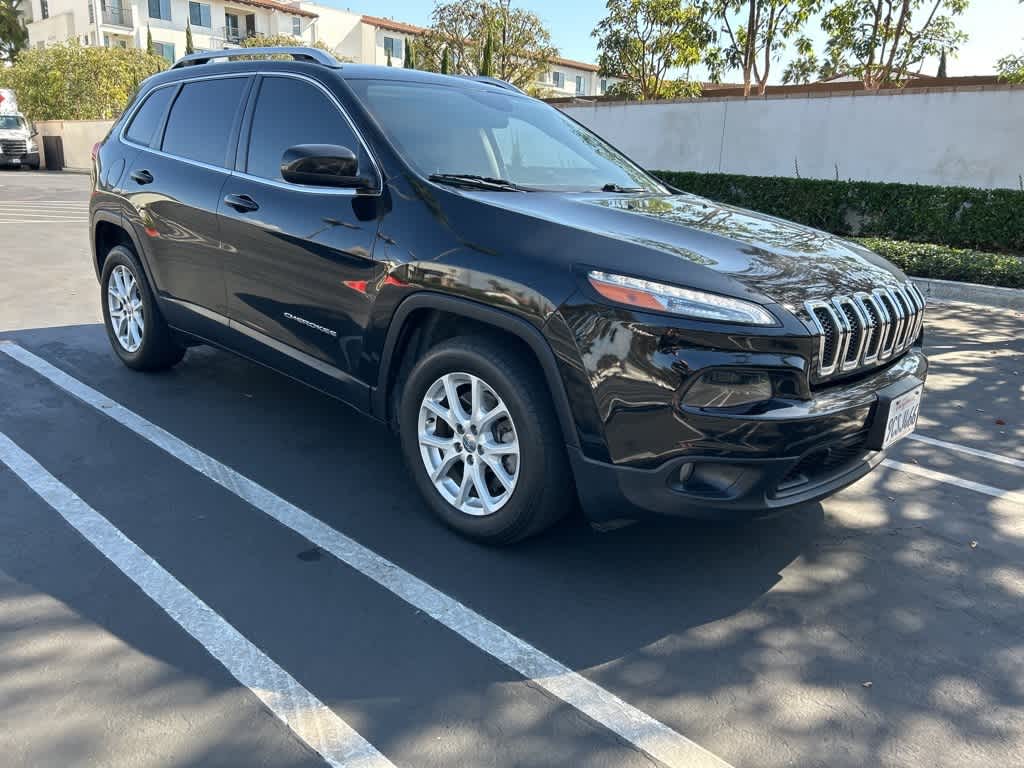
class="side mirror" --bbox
[30,123,38,137]
[280,144,370,189]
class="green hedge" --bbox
[653,171,1024,255]
[854,238,1024,289]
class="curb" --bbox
[911,277,1024,311]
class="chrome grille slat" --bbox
[805,281,924,380]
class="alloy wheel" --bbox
[417,372,520,516]
[107,264,144,353]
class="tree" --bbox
[422,0,557,88]
[238,34,336,60]
[146,25,154,55]
[796,0,970,90]
[996,0,1024,83]
[0,0,28,65]
[936,48,947,76]
[704,1,820,96]
[440,46,450,74]
[592,0,711,101]
[404,38,415,69]
[0,42,167,120]
[185,22,195,55]
[481,27,494,76]
[997,52,1024,83]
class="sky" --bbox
[323,0,1024,81]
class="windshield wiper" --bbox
[601,183,646,193]
[429,173,525,191]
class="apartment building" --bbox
[23,1,613,94]
[539,56,614,97]
[26,0,318,62]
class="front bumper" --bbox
[0,151,39,167]
[570,348,927,521]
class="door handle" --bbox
[130,169,154,185]
[223,193,259,213]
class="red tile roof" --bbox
[229,0,318,18]
[550,56,599,73]
[361,14,427,35]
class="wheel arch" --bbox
[92,213,159,292]
[374,293,580,451]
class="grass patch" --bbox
[855,238,1024,289]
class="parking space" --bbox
[1,172,1022,768]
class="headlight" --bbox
[27,140,37,153]
[587,271,776,325]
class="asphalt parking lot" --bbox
[1,170,1022,768]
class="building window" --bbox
[551,71,564,88]
[189,2,211,27]
[152,41,175,63]
[292,16,301,36]
[383,36,402,61]
[148,0,171,21]
[600,78,608,94]
[575,75,585,95]
[40,0,48,18]
[88,1,93,22]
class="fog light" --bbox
[683,370,772,408]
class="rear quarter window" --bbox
[124,86,174,147]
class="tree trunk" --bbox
[743,0,757,96]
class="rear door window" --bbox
[125,86,174,147]
[245,76,358,182]
[161,77,249,167]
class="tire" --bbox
[100,245,185,371]
[399,336,573,545]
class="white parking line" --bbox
[0,340,735,768]
[907,434,1024,469]
[0,201,90,205]
[0,432,395,768]
[880,458,1022,500]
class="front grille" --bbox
[776,432,870,495]
[1,139,27,156]
[805,282,925,379]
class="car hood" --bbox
[463,190,906,309]
[0,129,29,140]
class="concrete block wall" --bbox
[559,86,1024,190]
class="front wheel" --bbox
[399,337,573,545]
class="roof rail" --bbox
[463,76,527,95]
[171,47,341,69]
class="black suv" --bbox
[90,48,928,544]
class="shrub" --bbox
[855,238,1024,289]
[0,42,167,120]
[653,171,1024,255]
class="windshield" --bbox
[346,79,667,193]
[0,116,27,131]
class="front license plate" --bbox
[882,384,922,448]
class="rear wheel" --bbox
[399,336,572,544]
[100,245,185,371]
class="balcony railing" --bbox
[214,26,264,46]
[101,6,133,27]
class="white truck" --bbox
[0,89,41,170]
